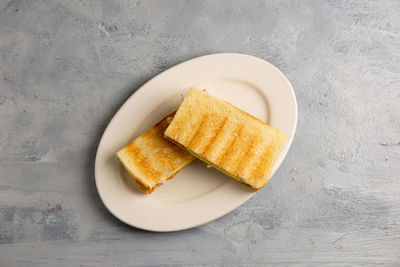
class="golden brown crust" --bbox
[117,111,195,194]
[165,88,287,191]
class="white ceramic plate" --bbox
[95,53,297,232]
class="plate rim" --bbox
[94,53,298,232]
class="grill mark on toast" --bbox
[237,135,262,181]
[142,132,187,172]
[232,138,254,175]
[250,144,275,187]
[215,124,243,166]
[218,126,250,174]
[141,121,175,172]
[153,141,175,172]
[118,154,153,193]
[200,116,228,156]
[126,142,161,185]
[185,114,207,147]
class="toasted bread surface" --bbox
[117,112,195,193]
[164,88,287,190]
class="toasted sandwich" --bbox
[164,88,287,191]
[117,111,195,193]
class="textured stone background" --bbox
[1,0,400,266]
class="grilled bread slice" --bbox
[164,88,287,191]
[117,112,195,193]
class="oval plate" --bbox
[95,53,297,231]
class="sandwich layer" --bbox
[117,112,195,193]
[164,88,287,191]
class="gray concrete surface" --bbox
[1,0,400,266]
